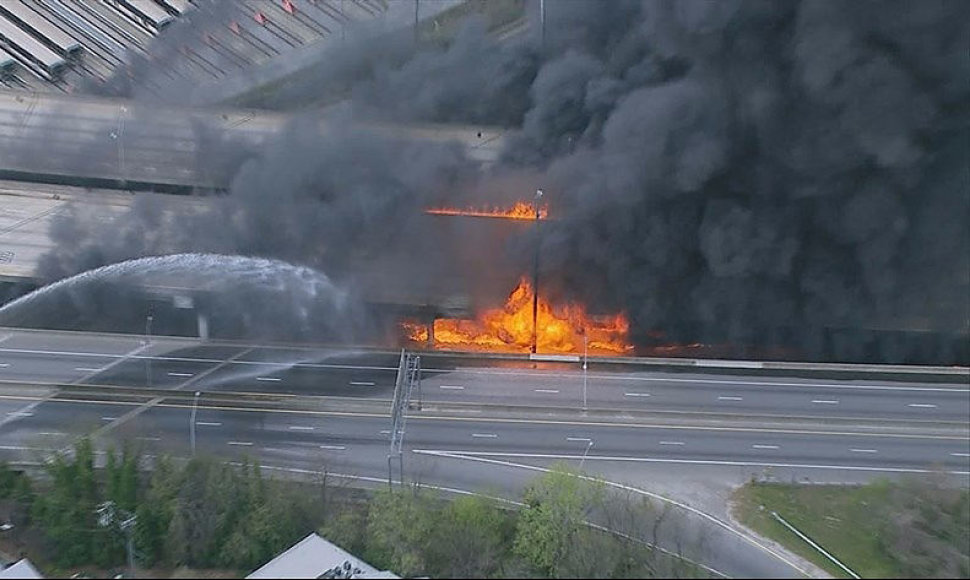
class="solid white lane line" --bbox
[228,441,254,446]
[659,441,685,446]
[74,367,104,372]
[718,396,743,401]
[288,425,315,431]
[319,445,346,450]
[168,372,193,378]
[439,385,465,390]
[907,403,938,408]
[752,445,780,450]
[812,400,839,404]
[625,392,651,397]
[471,433,498,438]
[950,453,970,457]
[534,389,559,394]
[256,377,282,382]
[196,421,222,427]
[850,448,878,454]
[349,381,376,386]
[567,437,592,442]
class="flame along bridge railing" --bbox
[388,349,421,488]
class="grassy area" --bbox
[732,478,970,579]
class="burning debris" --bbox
[404,277,631,354]
[425,201,549,221]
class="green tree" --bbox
[513,463,606,577]
[424,494,517,578]
[365,486,437,577]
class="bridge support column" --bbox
[197,313,209,341]
[427,318,435,346]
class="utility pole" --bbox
[531,189,543,354]
[145,311,153,387]
[582,333,588,411]
[190,391,201,455]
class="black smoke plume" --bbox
[18,0,970,362]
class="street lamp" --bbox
[531,189,543,355]
[145,313,153,387]
[580,439,593,470]
[190,391,201,455]
[582,333,588,412]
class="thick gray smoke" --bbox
[29,0,970,362]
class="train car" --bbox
[0,47,18,77]
[0,15,67,80]
[0,0,82,58]
[105,0,175,33]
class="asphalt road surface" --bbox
[0,327,967,578]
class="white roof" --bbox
[0,559,43,579]
[246,533,396,579]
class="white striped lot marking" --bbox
[228,441,254,446]
[168,372,193,378]
[907,403,938,408]
[812,400,839,404]
[718,396,743,401]
[752,445,780,450]
[471,433,498,438]
[196,422,222,427]
[850,448,878,454]
[257,377,281,382]
[625,392,651,397]
[349,381,375,386]
[439,385,465,390]
[288,425,315,431]
[319,445,346,450]
[659,441,685,446]
[534,389,559,394]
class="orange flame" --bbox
[425,201,549,220]
[404,277,632,354]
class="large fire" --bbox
[404,277,632,354]
[425,201,549,220]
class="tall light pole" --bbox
[582,333,588,412]
[190,391,201,456]
[580,439,593,470]
[145,312,153,387]
[531,189,543,355]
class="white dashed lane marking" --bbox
[850,448,878,454]
[439,385,465,390]
[907,403,938,408]
[624,392,651,397]
[752,444,780,450]
[718,396,743,401]
[534,389,559,394]
[812,400,839,404]
[471,433,498,438]
[350,381,376,386]
[659,441,685,446]
[228,441,254,446]
[319,445,346,450]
